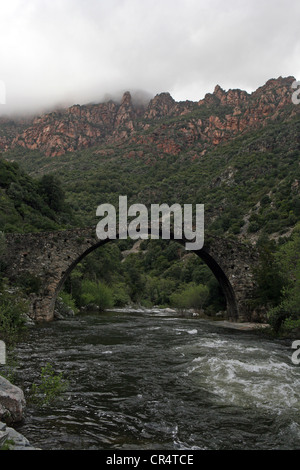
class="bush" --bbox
[170,283,209,311]
[80,279,114,311]
[59,290,79,314]
[268,225,300,332]
[111,282,131,307]
[0,290,28,345]
[282,318,300,332]
[267,304,290,333]
[29,363,69,405]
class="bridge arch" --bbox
[3,227,259,322]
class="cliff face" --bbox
[1,76,298,157]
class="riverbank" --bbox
[0,421,40,450]
[110,306,270,331]
[209,320,269,331]
[110,306,300,338]
[0,375,40,450]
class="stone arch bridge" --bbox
[2,227,259,322]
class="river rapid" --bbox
[13,309,300,450]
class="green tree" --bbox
[80,279,114,311]
[170,283,209,311]
[252,235,286,309]
[268,224,300,331]
[30,363,69,405]
[0,289,28,345]
[38,175,65,212]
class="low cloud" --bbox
[0,0,299,116]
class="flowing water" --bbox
[12,309,300,450]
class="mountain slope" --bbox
[1,76,298,160]
[1,75,299,242]
[0,76,299,327]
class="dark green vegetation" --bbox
[0,114,299,336]
[29,363,69,406]
[5,116,299,237]
[62,238,225,315]
[0,157,77,232]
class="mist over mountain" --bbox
[0,0,299,117]
[0,76,297,159]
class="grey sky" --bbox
[0,0,299,116]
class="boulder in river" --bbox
[0,375,26,424]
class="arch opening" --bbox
[53,235,237,321]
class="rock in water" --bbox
[0,375,26,424]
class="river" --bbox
[12,309,300,450]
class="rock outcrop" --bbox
[0,375,40,449]
[0,421,39,450]
[1,76,298,158]
[0,375,25,424]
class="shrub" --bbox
[170,283,209,311]
[0,290,28,345]
[59,290,79,314]
[80,279,114,311]
[111,282,130,307]
[29,363,69,405]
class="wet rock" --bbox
[0,422,40,450]
[0,422,8,447]
[0,376,26,424]
[54,297,75,319]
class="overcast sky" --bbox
[0,0,299,116]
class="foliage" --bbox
[170,283,209,311]
[5,118,299,239]
[80,279,114,311]
[1,439,16,451]
[111,282,131,307]
[38,174,65,212]
[0,157,77,233]
[267,225,300,332]
[0,288,28,345]
[29,363,69,406]
[252,236,286,309]
[282,318,300,332]
[59,290,79,314]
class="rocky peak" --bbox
[199,84,249,108]
[120,91,132,106]
[250,76,295,108]
[144,92,176,119]
[114,91,135,131]
[3,75,298,157]
[213,84,225,99]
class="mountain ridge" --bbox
[0,76,298,158]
